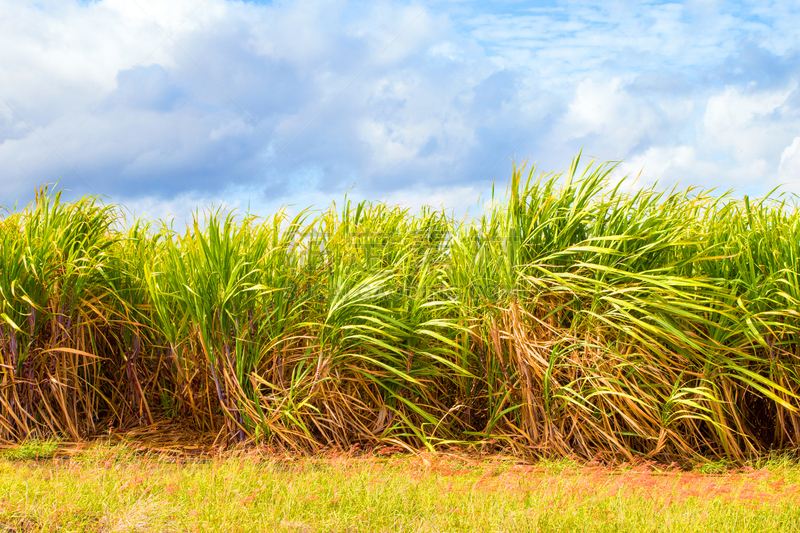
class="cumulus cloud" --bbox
[1,0,800,220]
[558,77,665,155]
[778,137,800,189]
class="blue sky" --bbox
[1,0,799,220]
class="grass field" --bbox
[2,154,800,463]
[1,441,800,532]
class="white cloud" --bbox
[2,0,800,218]
[120,188,243,229]
[702,84,796,155]
[696,83,800,192]
[559,77,661,151]
[777,137,800,189]
[617,145,700,187]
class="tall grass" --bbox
[1,155,799,463]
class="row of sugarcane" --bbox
[1,155,799,463]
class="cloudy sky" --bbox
[1,0,799,220]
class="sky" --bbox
[1,0,799,221]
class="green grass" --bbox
[2,445,800,532]
[0,439,60,460]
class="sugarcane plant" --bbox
[1,156,798,464]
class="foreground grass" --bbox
[1,444,800,532]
